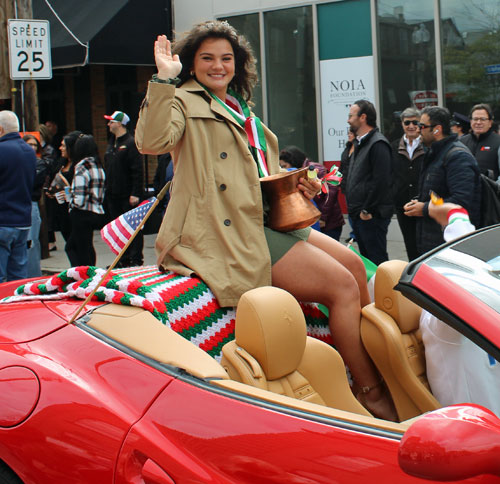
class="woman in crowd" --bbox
[46,130,82,250]
[22,134,49,277]
[135,21,396,420]
[65,134,105,266]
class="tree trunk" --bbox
[1,0,39,131]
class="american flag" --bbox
[101,198,156,254]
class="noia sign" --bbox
[8,19,52,80]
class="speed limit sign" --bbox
[8,19,52,80]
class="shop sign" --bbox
[320,56,375,161]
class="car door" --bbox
[115,371,500,484]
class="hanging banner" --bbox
[320,56,375,161]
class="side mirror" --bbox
[399,404,500,481]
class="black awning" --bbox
[32,0,172,68]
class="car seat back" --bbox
[221,286,370,416]
[360,260,440,421]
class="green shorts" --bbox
[264,226,311,265]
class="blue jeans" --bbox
[27,202,42,277]
[351,217,390,266]
[0,226,29,282]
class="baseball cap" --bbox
[104,111,130,125]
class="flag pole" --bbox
[67,181,171,324]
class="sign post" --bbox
[8,19,52,80]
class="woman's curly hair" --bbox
[173,20,258,102]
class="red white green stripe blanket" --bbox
[1,265,332,361]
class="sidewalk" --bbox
[41,233,159,274]
[41,216,408,274]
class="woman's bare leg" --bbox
[307,229,371,307]
[272,240,396,421]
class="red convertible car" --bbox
[0,225,500,483]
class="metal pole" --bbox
[20,80,26,132]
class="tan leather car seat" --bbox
[221,286,371,416]
[361,260,440,421]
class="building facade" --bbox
[174,0,500,163]
[1,0,171,184]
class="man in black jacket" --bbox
[104,111,144,266]
[404,106,481,256]
[460,103,500,181]
[346,100,393,265]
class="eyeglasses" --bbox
[403,120,419,126]
[417,123,437,130]
[471,117,490,122]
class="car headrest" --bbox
[235,286,307,380]
[374,260,421,333]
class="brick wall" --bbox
[137,66,158,187]
[137,66,155,94]
[90,65,108,160]
[64,75,75,132]
[59,65,160,187]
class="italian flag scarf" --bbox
[206,87,269,178]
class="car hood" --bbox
[0,278,104,344]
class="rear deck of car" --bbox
[85,303,413,434]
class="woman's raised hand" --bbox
[155,35,182,80]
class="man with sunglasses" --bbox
[403,106,481,256]
[391,107,425,261]
[460,103,500,182]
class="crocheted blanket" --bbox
[1,265,332,361]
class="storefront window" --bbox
[264,6,317,162]
[441,0,500,121]
[377,1,436,141]
[221,14,263,119]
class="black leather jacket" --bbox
[461,128,500,180]
[416,135,481,255]
[104,132,144,198]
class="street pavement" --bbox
[41,216,408,275]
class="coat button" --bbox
[224,219,231,226]
[220,184,227,191]
[220,152,227,159]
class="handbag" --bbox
[47,171,69,195]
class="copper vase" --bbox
[260,167,321,232]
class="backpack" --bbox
[444,145,500,228]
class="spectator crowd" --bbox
[1,99,499,283]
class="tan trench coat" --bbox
[135,79,281,306]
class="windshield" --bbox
[425,228,500,314]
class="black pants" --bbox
[106,196,144,266]
[65,209,104,266]
[395,207,419,261]
[351,216,390,266]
